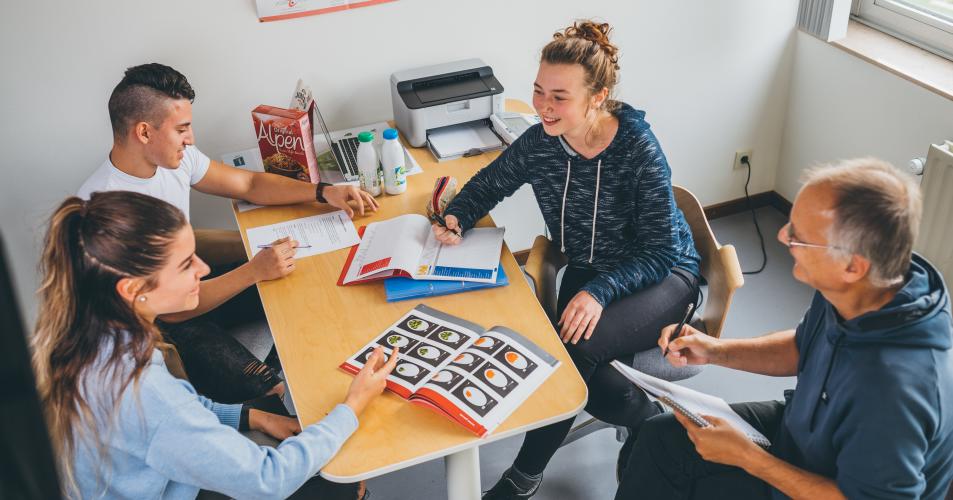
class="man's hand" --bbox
[431,214,462,245]
[323,184,379,218]
[249,409,302,441]
[660,323,723,367]
[249,237,297,282]
[558,291,603,344]
[344,346,399,416]
[673,411,764,468]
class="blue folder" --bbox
[384,265,509,302]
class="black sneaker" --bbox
[482,469,542,500]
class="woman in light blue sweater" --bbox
[32,191,397,499]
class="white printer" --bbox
[391,59,505,153]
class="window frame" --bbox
[852,0,953,60]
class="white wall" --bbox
[0,0,798,318]
[777,31,953,200]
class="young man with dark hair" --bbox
[78,63,379,403]
[616,159,953,500]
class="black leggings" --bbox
[512,266,699,475]
[158,263,282,404]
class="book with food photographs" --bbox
[340,304,560,437]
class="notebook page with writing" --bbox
[611,361,771,446]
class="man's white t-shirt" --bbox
[77,145,211,221]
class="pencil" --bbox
[257,244,312,249]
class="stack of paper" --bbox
[427,121,503,162]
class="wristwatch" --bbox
[315,182,333,203]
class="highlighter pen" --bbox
[663,302,695,358]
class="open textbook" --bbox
[340,305,560,437]
[611,361,771,447]
[338,214,504,285]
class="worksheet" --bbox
[246,210,360,259]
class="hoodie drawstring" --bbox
[559,158,602,264]
[809,332,843,432]
[560,159,571,254]
[590,159,602,263]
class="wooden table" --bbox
[232,100,587,500]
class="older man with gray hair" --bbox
[616,158,953,500]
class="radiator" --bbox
[914,141,953,281]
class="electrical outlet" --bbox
[733,150,753,170]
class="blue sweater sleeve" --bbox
[443,131,533,231]
[196,394,241,429]
[580,134,683,306]
[146,398,359,499]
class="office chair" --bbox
[0,232,62,499]
[522,185,745,446]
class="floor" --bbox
[235,205,814,500]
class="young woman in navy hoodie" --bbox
[433,20,702,499]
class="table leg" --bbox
[445,446,481,500]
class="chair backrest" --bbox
[673,185,744,339]
[525,234,569,321]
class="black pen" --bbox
[257,244,312,249]
[663,302,695,357]
[430,213,461,237]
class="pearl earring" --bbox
[138,296,147,302]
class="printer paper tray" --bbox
[426,121,504,162]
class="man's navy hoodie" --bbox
[445,102,700,306]
[773,254,953,499]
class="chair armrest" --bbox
[194,229,246,267]
[700,244,744,339]
[524,235,568,322]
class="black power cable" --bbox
[740,156,767,275]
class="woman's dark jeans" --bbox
[158,262,281,404]
[511,266,700,475]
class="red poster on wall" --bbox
[256,0,396,23]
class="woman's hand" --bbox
[558,291,603,344]
[249,236,298,282]
[431,214,462,246]
[249,409,301,441]
[344,347,399,416]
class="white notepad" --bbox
[611,361,771,447]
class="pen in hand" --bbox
[257,244,312,249]
[662,302,695,358]
[430,213,461,237]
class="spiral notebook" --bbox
[611,360,771,447]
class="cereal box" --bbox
[252,105,319,183]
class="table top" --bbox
[232,100,587,481]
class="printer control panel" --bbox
[490,112,541,145]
